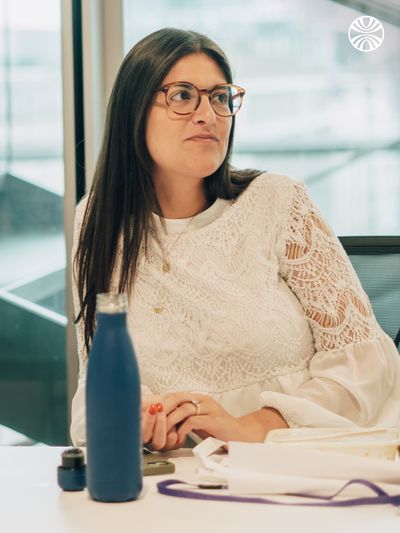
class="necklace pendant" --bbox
[162,261,170,273]
[153,306,164,314]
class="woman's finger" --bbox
[163,392,207,414]
[163,429,179,451]
[176,415,209,446]
[165,401,199,433]
[142,404,159,443]
[149,407,167,450]
[141,395,163,412]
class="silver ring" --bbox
[191,399,201,415]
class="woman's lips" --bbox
[186,136,218,142]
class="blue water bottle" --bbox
[86,293,142,502]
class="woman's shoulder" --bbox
[73,194,90,231]
[76,193,89,213]
[76,193,90,215]
[246,171,299,194]
[236,171,301,210]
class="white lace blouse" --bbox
[70,172,400,446]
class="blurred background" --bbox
[0,0,399,445]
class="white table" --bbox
[1,446,399,533]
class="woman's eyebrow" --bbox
[164,80,228,88]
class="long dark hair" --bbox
[75,27,263,357]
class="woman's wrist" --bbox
[238,407,289,442]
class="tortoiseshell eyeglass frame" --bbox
[158,81,246,117]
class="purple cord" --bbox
[157,478,400,507]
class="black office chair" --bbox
[340,236,400,352]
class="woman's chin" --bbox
[186,160,223,178]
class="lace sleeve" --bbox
[279,182,381,352]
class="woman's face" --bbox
[145,53,232,184]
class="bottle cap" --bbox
[96,293,128,313]
[61,447,85,468]
[58,448,86,491]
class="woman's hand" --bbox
[141,395,180,451]
[163,392,289,446]
[142,392,289,451]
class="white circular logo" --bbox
[348,16,384,52]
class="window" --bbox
[0,0,67,444]
[123,0,400,236]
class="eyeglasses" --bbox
[158,82,245,117]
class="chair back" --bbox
[340,237,400,351]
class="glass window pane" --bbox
[0,0,67,444]
[123,0,400,236]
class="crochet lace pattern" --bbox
[72,174,381,393]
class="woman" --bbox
[70,28,400,450]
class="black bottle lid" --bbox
[61,448,85,469]
[58,448,86,491]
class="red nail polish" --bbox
[156,402,164,413]
[148,404,158,415]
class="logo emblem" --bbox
[348,16,384,52]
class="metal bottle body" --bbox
[86,294,142,502]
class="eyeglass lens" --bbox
[165,83,242,116]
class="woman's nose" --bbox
[191,94,217,125]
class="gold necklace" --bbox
[158,214,197,274]
[152,204,208,314]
